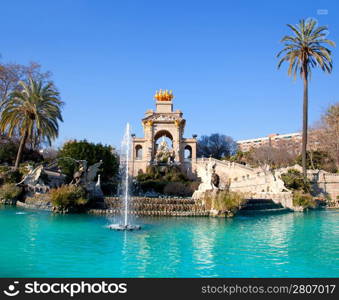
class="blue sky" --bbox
[0,0,338,149]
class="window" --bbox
[135,145,143,160]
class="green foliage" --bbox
[203,190,246,214]
[138,180,167,194]
[50,185,88,211]
[293,192,316,209]
[0,169,22,184]
[0,139,43,165]
[0,166,11,173]
[213,191,246,211]
[57,157,78,182]
[277,19,334,79]
[281,169,311,192]
[295,150,337,173]
[137,165,188,183]
[137,166,199,197]
[0,78,63,168]
[229,151,251,165]
[163,182,200,197]
[0,140,17,164]
[0,183,22,201]
[58,140,119,184]
[136,165,196,195]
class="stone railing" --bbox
[196,157,254,172]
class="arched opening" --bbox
[154,130,173,152]
[184,145,192,161]
[135,145,143,160]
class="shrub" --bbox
[293,192,316,208]
[0,140,18,164]
[137,165,188,183]
[281,169,311,192]
[0,183,22,201]
[50,185,88,211]
[296,150,337,173]
[214,191,246,211]
[101,181,118,196]
[136,165,196,195]
[1,169,23,184]
[138,180,167,194]
[0,138,43,165]
[164,182,191,197]
[203,190,246,214]
[0,166,11,173]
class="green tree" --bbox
[296,150,337,173]
[58,140,119,185]
[277,19,335,179]
[0,78,63,169]
[281,169,311,193]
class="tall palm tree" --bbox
[277,19,335,180]
[0,78,63,169]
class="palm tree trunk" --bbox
[302,67,309,180]
[14,130,28,169]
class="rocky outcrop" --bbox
[17,194,53,211]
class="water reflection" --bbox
[0,207,338,277]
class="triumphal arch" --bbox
[131,90,197,178]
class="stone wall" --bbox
[194,159,339,204]
[88,196,209,217]
[194,158,285,193]
[250,192,294,210]
[310,173,339,201]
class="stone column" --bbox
[143,122,154,164]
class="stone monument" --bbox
[131,90,197,178]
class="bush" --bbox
[1,169,23,184]
[0,183,22,201]
[0,140,18,164]
[202,190,246,216]
[213,191,246,211]
[136,165,197,196]
[293,192,316,209]
[163,182,198,197]
[137,165,188,183]
[0,137,43,165]
[296,150,337,173]
[281,169,311,192]
[138,180,167,194]
[50,185,88,211]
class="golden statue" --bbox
[154,89,174,101]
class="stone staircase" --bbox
[239,198,291,215]
[88,197,209,217]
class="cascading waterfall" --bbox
[109,123,141,231]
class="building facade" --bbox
[237,132,302,152]
[130,90,197,178]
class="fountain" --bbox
[109,123,141,231]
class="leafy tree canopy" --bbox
[58,140,119,183]
[296,150,337,173]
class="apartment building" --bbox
[237,132,302,152]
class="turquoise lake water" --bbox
[0,206,338,277]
